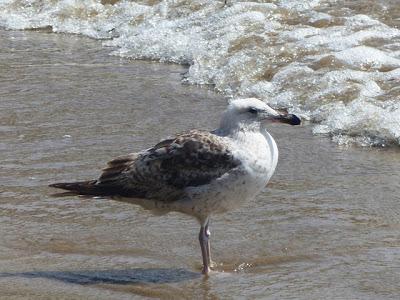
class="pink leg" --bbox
[199,218,211,274]
[205,220,212,267]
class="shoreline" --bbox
[1,0,400,147]
[2,25,399,149]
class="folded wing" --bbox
[50,130,241,201]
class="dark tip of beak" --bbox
[288,114,301,125]
[271,113,301,125]
[274,113,301,125]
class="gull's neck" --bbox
[214,121,279,185]
[213,122,263,140]
[213,120,277,158]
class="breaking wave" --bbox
[1,0,399,146]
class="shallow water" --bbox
[1,0,399,146]
[1,29,400,299]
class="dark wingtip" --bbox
[49,181,93,191]
[49,182,73,189]
[49,180,106,196]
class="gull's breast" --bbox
[179,131,279,216]
[235,130,279,187]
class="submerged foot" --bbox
[202,266,211,275]
[201,260,218,275]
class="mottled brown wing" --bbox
[96,130,240,200]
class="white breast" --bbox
[180,129,279,216]
[233,129,278,190]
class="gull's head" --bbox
[218,98,301,134]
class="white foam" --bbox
[314,99,400,147]
[334,46,400,70]
[1,0,399,146]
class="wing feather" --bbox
[95,130,240,200]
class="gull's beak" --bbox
[261,107,302,125]
[272,113,301,125]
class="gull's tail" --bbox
[49,180,105,196]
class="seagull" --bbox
[49,98,301,275]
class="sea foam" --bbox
[1,0,399,146]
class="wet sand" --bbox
[1,29,400,299]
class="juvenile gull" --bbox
[50,98,301,274]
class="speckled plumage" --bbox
[50,98,301,274]
[98,129,241,202]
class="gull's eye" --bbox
[248,107,258,114]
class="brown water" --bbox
[1,29,400,299]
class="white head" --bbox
[217,98,300,135]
